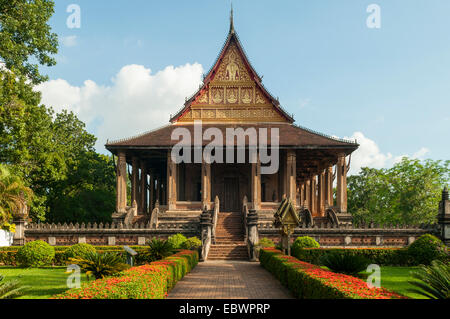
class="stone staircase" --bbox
[208,212,248,261]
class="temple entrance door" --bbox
[223,177,239,212]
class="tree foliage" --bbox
[47,152,115,224]
[0,0,58,85]
[0,1,115,223]
[348,158,450,226]
[0,164,33,227]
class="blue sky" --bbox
[37,0,450,172]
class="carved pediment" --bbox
[172,28,293,124]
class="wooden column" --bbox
[149,170,154,213]
[167,151,177,210]
[251,152,261,210]
[201,156,211,210]
[140,160,147,214]
[116,151,128,213]
[131,157,139,206]
[304,180,310,209]
[299,183,305,207]
[318,170,325,216]
[156,175,161,205]
[286,150,297,202]
[336,154,348,213]
[325,166,333,207]
[309,176,316,216]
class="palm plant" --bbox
[320,252,370,276]
[147,238,174,261]
[0,164,33,226]
[0,275,26,299]
[409,260,450,299]
[68,251,129,280]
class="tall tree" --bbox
[348,158,450,226]
[47,153,115,224]
[0,1,116,223]
[0,0,58,85]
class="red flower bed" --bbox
[53,250,198,299]
[260,248,406,299]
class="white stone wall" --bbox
[0,229,13,247]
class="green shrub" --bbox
[16,240,55,267]
[64,243,97,260]
[182,237,201,250]
[167,234,187,249]
[257,237,275,248]
[259,248,404,299]
[408,234,448,265]
[54,250,199,299]
[320,251,370,276]
[291,236,319,256]
[69,251,129,280]
[0,246,150,266]
[409,260,450,299]
[293,248,415,266]
[147,238,174,261]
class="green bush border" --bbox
[292,247,449,266]
[0,245,149,266]
[260,248,405,299]
[53,249,199,299]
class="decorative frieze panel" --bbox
[178,107,286,123]
[211,87,224,104]
[241,87,253,104]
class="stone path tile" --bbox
[167,261,293,299]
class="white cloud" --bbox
[36,63,204,152]
[61,35,77,47]
[298,98,311,109]
[344,132,429,175]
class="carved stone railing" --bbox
[149,200,160,229]
[200,208,212,261]
[299,207,314,227]
[246,209,259,261]
[256,221,436,247]
[242,196,249,242]
[325,206,339,227]
[124,200,138,226]
[211,196,220,244]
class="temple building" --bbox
[105,13,359,235]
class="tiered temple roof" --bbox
[106,14,358,154]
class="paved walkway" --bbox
[167,261,293,299]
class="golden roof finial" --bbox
[230,2,235,33]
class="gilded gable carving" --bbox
[176,39,290,123]
[197,90,208,104]
[226,87,239,104]
[178,106,285,123]
[211,88,224,104]
[241,87,253,104]
[255,89,268,104]
[214,43,250,82]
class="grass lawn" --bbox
[0,266,88,299]
[380,266,428,299]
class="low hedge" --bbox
[0,246,149,266]
[52,250,198,299]
[292,247,414,266]
[260,248,405,299]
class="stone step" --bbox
[208,252,248,256]
[208,257,248,261]
[209,247,247,250]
